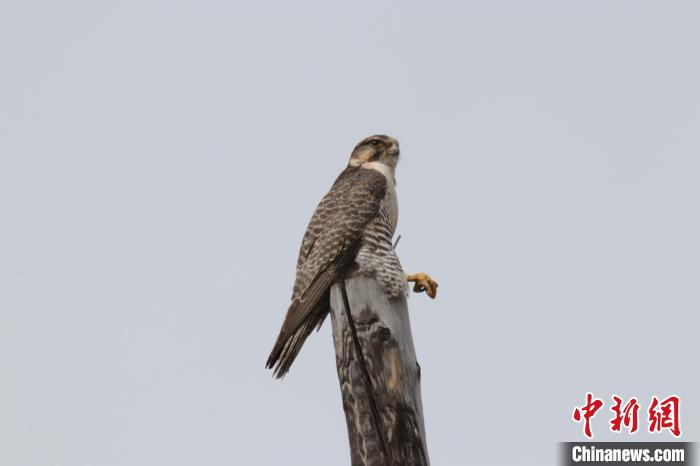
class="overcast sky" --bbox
[1,1,699,465]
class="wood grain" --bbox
[330,276,429,466]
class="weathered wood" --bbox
[330,276,429,466]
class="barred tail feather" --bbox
[266,268,336,378]
[266,305,328,378]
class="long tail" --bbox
[266,297,329,378]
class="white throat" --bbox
[360,161,395,184]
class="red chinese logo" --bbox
[572,394,682,438]
[609,395,639,434]
[572,392,604,438]
[648,395,681,438]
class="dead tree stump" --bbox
[330,276,429,466]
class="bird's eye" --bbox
[369,139,382,147]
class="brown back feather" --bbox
[266,167,387,377]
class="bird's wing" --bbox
[266,166,387,377]
[292,166,382,295]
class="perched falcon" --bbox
[266,135,437,378]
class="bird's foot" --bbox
[407,272,438,299]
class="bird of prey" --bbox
[266,135,437,378]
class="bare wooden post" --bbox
[330,276,429,466]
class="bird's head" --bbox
[348,135,400,177]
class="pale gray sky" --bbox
[1,1,698,465]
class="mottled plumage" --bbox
[354,171,405,297]
[266,135,405,378]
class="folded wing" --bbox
[266,167,387,378]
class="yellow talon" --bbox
[407,272,438,299]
